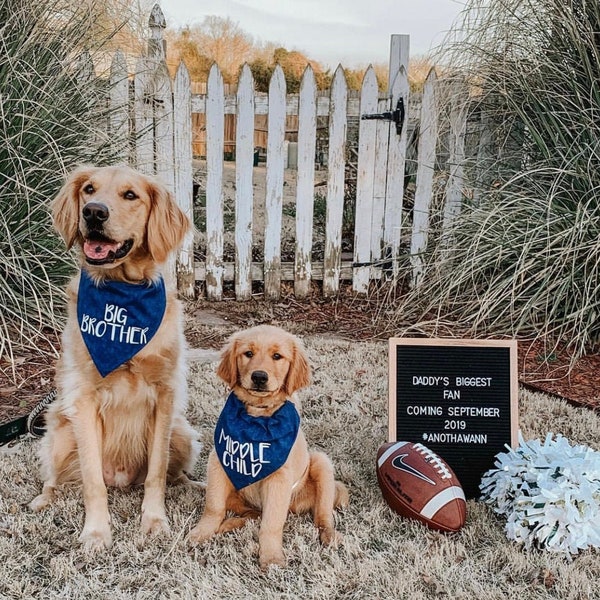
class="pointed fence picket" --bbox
[174,61,195,297]
[323,66,348,297]
[410,68,439,286]
[353,66,379,294]
[444,83,467,235]
[109,50,129,163]
[205,64,225,301]
[264,65,286,301]
[133,57,154,175]
[370,94,390,276]
[87,6,479,301]
[154,61,175,191]
[294,66,318,299]
[234,64,255,301]
[383,67,410,278]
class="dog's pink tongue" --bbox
[83,240,120,260]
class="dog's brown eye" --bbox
[123,190,138,200]
[272,353,282,360]
[83,184,94,194]
[244,350,253,358]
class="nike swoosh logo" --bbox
[391,454,436,485]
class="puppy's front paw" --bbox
[141,512,171,536]
[79,525,112,551]
[188,520,218,545]
[319,527,343,548]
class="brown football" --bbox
[376,441,467,532]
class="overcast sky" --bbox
[161,0,468,68]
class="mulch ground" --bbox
[2,293,599,432]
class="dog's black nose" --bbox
[82,202,109,227]
[251,370,269,386]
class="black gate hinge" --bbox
[361,97,405,136]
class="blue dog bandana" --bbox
[77,271,166,377]
[214,391,301,490]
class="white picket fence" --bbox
[96,5,467,301]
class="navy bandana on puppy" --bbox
[215,391,301,490]
[77,271,166,377]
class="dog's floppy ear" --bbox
[146,178,191,264]
[216,336,239,389]
[284,336,311,395]
[51,166,91,249]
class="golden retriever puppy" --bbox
[29,165,200,551]
[189,325,348,569]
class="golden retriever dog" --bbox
[189,325,348,569]
[29,165,200,550]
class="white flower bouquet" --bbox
[480,433,600,556]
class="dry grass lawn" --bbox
[1,337,600,599]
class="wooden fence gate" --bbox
[95,4,467,301]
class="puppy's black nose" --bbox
[82,202,109,227]
[251,370,269,387]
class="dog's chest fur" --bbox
[54,275,187,476]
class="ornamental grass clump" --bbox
[395,0,600,358]
[0,0,126,365]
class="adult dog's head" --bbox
[52,165,190,280]
[217,325,311,413]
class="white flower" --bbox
[480,432,600,556]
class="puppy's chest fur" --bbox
[233,428,310,510]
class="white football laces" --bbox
[413,443,452,480]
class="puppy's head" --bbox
[51,165,190,273]
[217,325,310,407]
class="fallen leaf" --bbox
[421,573,447,596]
[541,569,556,589]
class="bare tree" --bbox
[167,16,254,83]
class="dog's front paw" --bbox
[29,492,53,512]
[141,512,171,536]
[259,549,286,571]
[79,525,112,551]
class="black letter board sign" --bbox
[388,339,518,499]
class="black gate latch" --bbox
[361,97,405,136]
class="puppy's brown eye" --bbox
[244,350,253,358]
[83,184,94,194]
[273,353,282,360]
[123,190,138,200]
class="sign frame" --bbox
[388,338,519,498]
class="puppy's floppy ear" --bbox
[51,165,92,249]
[216,336,239,389]
[146,178,191,264]
[284,336,311,395]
